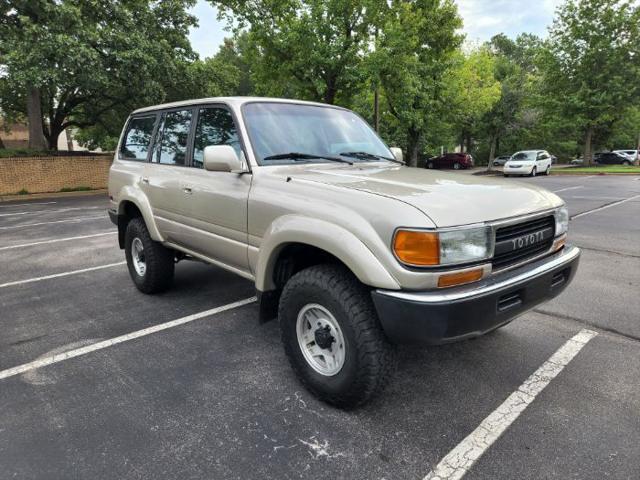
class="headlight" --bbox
[555,206,569,236]
[393,226,491,266]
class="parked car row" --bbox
[571,150,637,165]
[421,147,636,172]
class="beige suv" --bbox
[108,97,579,407]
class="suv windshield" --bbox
[243,102,394,165]
[511,151,537,161]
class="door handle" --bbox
[183,186,193,194]
[141,176,149,184]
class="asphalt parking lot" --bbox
[1,174,639,480]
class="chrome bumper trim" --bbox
[376,245,580,304]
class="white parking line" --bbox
[424,329,598,480]
[553,186,583,193]
[0,231,116,251]
[0,206,102,217]
[0,261,126,289]
[571,194,640,219]
[0,215,106,230]
[0,296,257,381]
[0,201,57,208]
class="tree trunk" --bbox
[407,128,421,167]
[465,133,472,155]
[27,85,48,150]
[584,126,594,167]
[66,128,74,151]
[487,134,497,171]
[373,87,380,133]
[0,134,5,149]
[47,125,62,151]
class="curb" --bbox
[0,189,108,202]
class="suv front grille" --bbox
[492,215,555,270]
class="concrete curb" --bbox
[0,189,108,202]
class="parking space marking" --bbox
[0,215,106,230]
[0,201,57,208]
[0,231,115,251]
[424,329,598,480]
[0,261,126,289]
[553,186,583,193]
[0,296,257,381]
[0,206,102,217]
[571,194,640,220]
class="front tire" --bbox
[279,264,396,408]
[453,162,461,170]
[545,166,551,175]
[426,161,434,169]
[530,166,537,177]
[124,217,175,294]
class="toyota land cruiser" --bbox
[108,97,579,408]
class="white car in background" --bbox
[613,149,638,162]
[503,150,552,177]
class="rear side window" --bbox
[156,110,193,166]
[120,116,157,161]
[192,107,241,168]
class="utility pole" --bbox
[373,27,380,132]
[374,88,380,133]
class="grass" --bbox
[59,186,92,192]
[15,188,29,195]
[553,165,640,174]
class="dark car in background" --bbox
[595,151,633,165]
[425,152,474,170]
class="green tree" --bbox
[445,47,501,160]
[540,0,640,165]
[0,0,197,150]
[214,0,383,105]
[371,0,463,166]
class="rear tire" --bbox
[278,264,396,408]
[124,217,175,294]
[426,161,434,169]
[453,162,461,170]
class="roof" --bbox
[132,96,343,114]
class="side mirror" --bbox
[390,147,404,163]
[204,145,246,173]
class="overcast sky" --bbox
[188,0,563,59]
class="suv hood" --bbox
[290,164,562,227]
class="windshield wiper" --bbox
[263,152,353,165]
[339,151,404,164]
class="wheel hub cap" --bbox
[131,237,146,277]
[296,304,346,376]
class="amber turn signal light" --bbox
[437,268,484,288]
[552,234,566,252]
[393,230,440,266]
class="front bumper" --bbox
[503,164,532,175]
[371,245,580,345]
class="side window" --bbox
[192,107,241,168]
[156,110,192,166]
[120,116,157,161]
